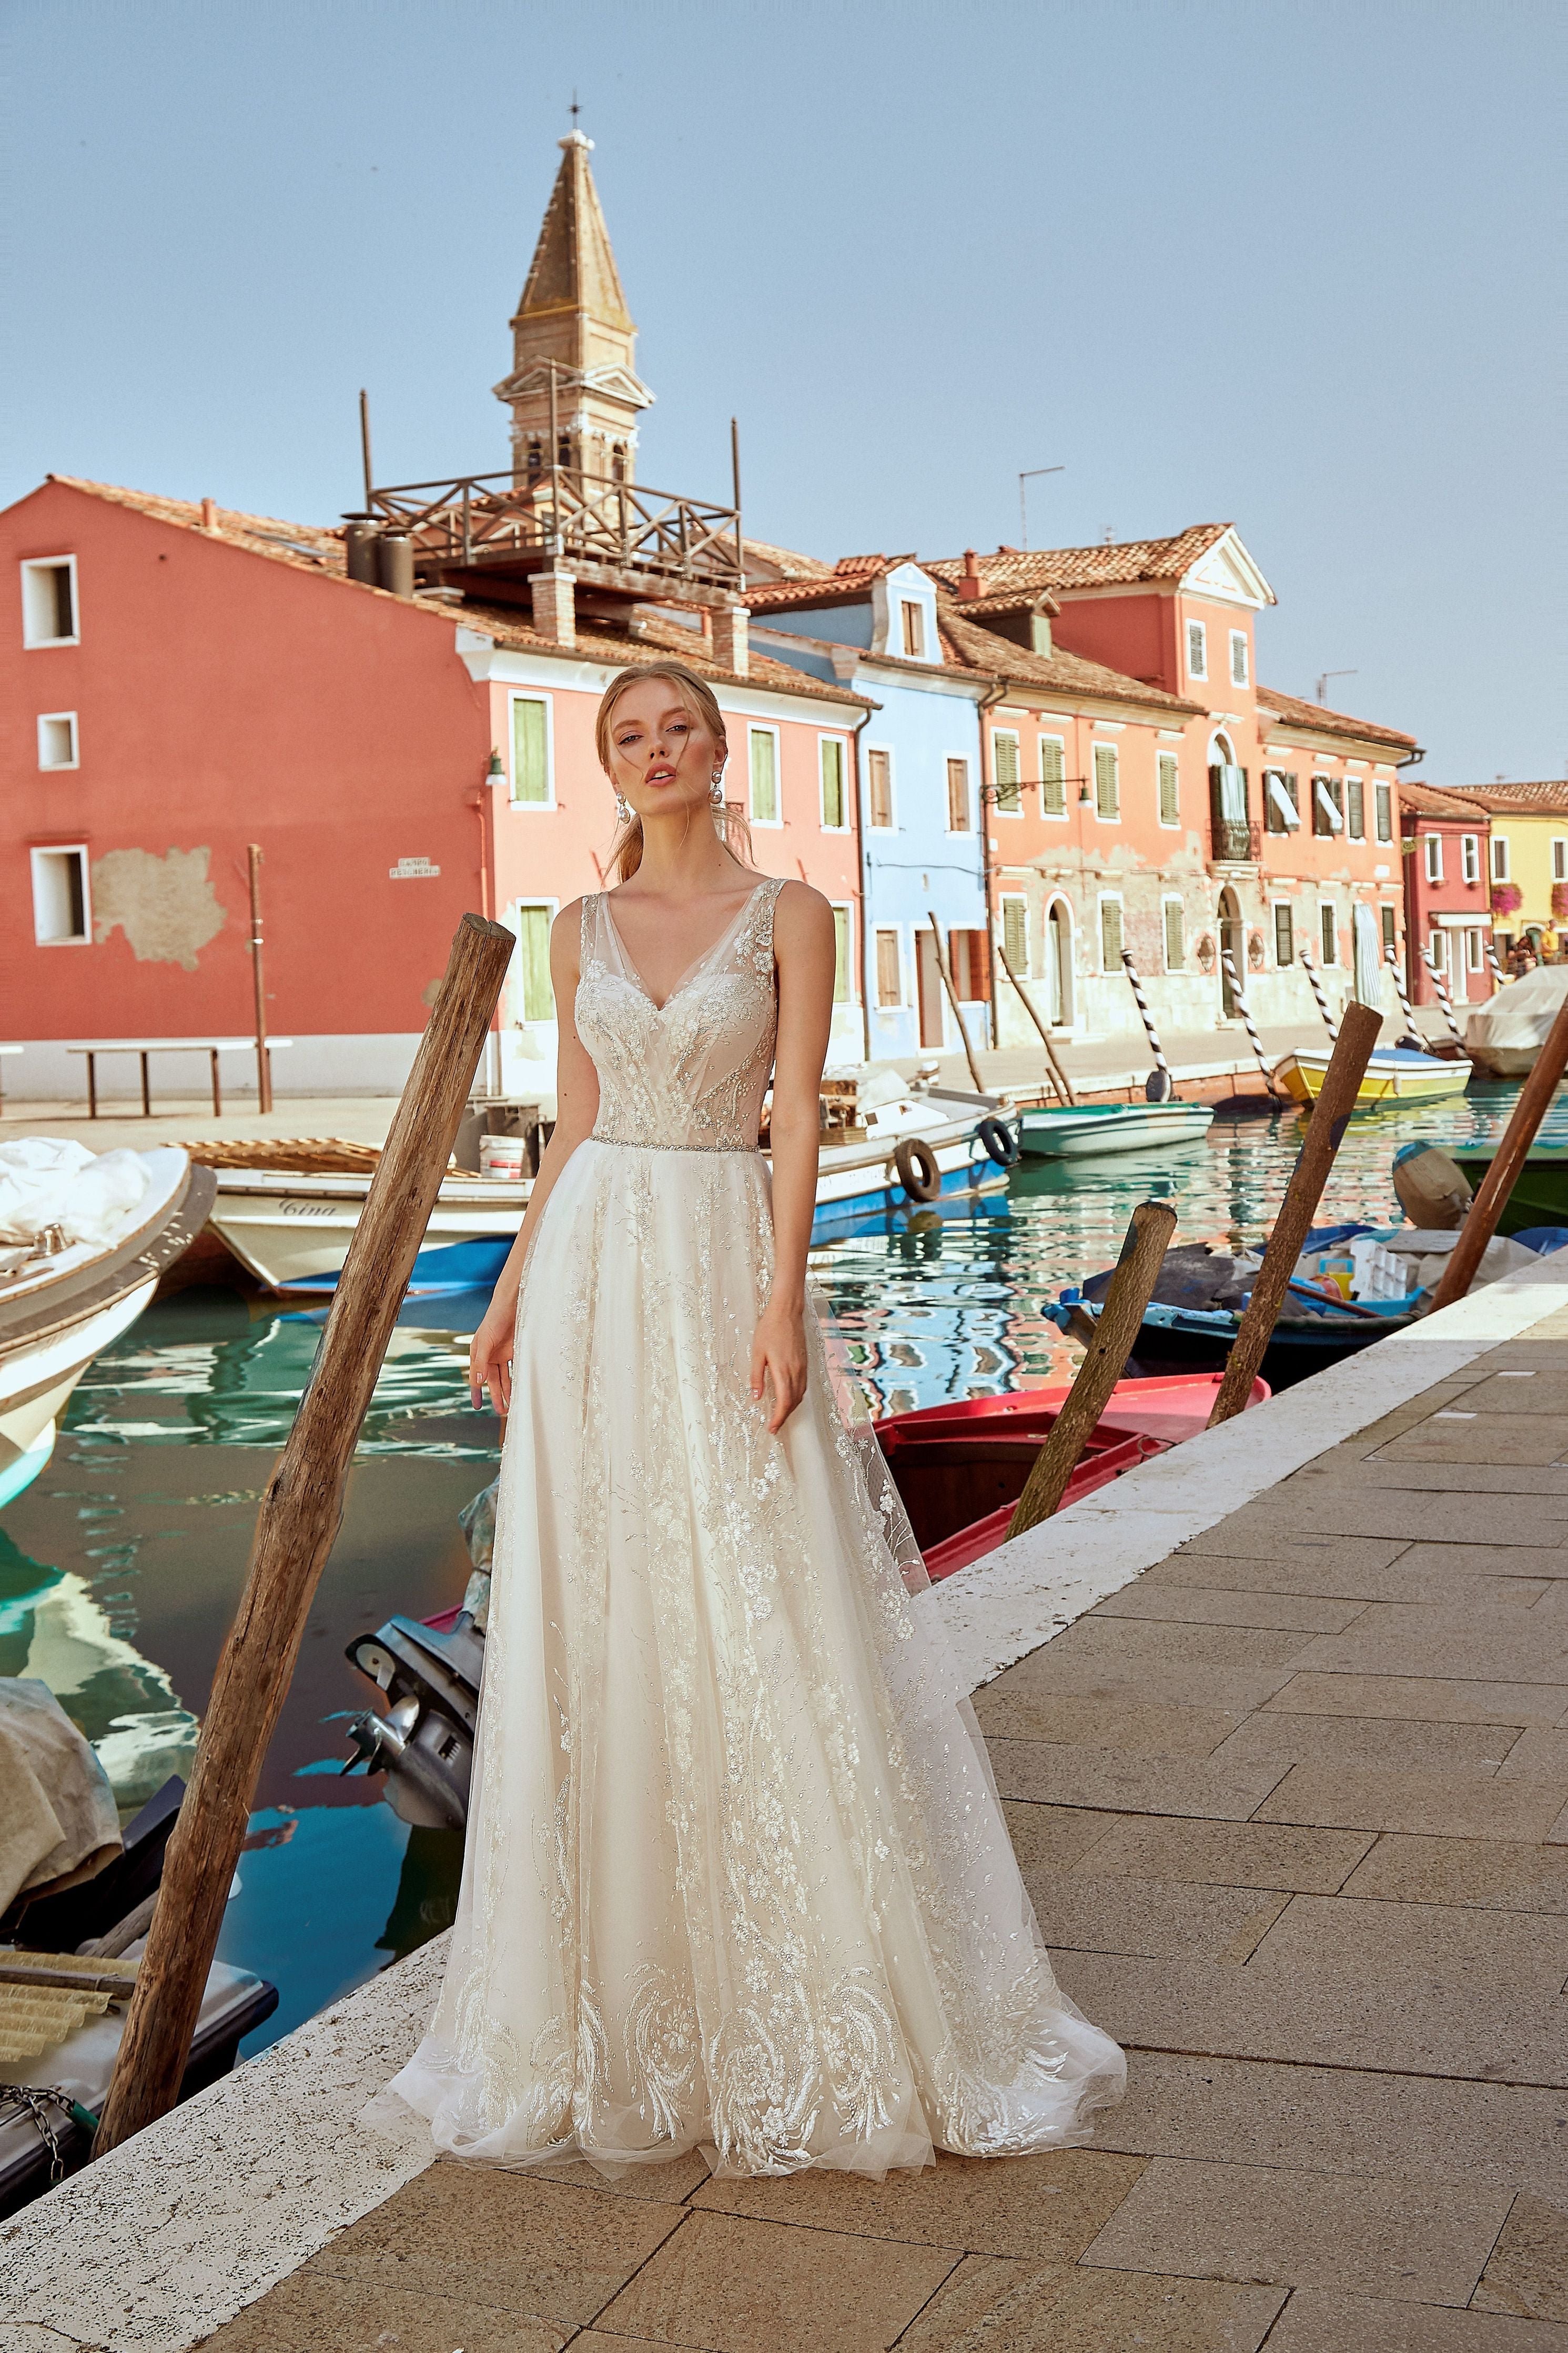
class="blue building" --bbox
[745,558,993,1061]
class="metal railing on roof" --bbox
[361,465,744,597]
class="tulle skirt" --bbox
[372,1139,1124,2175]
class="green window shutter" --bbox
[1347,778,1365,839]
[993,732,1021,812]
[1094,743,1119,819]
[832,907,851,1002]
[1163,899,1184,969]
[1040,738,1065,816]
[512,698,550,804]
[750,729,778,823]
[1003,897,1027,968]
[515,906,554,1021]
[1320,903,1337,964]
[1380,904,1397,954]
[820,738,845,829]
[1374,782,1392,842]
[1274,902,1294,966]
[1100,898,1123,968]
[1158,752,1179,826]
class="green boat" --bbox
[1017,1100,1215,1159]
[1451,1147,1568,1236]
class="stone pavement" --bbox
[174,1304,1568,2353]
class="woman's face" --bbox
[604,679,724,821]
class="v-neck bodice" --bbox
[579,879,784,1150]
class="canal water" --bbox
[1,1083,1561,2055]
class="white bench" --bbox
[64,1038,295,1118]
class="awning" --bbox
[1266,773,1301,830]
[1313,778,1344,831]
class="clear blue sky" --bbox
[5,0,1562,784]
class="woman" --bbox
[375,660,1124,2176]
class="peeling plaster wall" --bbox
[91,847,227,972]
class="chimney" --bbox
[959,549,982,601]
[712,601,749,678]
[201,497,218,532]
[530,567,577,648]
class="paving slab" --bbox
[1073,1813,1374,1892]
[1031,1874,1290,1964]
[1342,1834,1568,1913]
[997,1800,1120,1876]
[1188,1491,1568,1547]
[974,1689,1243,1755]
[1264,1673,1568,1725]
[985,1737,1287,1818]
[1253,1763,1568,1841]
[1465,1374,1568,1414]
[1299,1461,1568,1494]
[1210,1709,1522,1776]
[1474,2195,1568,2322]
[1086,1583,1368,1633]
[896,2250,1286,2350]
[1078,2154,1513,2306]
[1242,1891,1568,1994]
[1172,1530,1412,1570]
[1375,1416,1568,1466]
[1150,1551,1553,1607]
[1262,2288,1568,2349]
[192,2258,569,2349]
[1052,1616,1313,1670]
[1288,1605,1568,1683]
[978,1649,1299,1714]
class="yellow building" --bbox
[1455,781,1568,960]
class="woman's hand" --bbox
[471,1289,518,1417]
[751,1295,808,1435]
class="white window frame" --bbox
[829,900,857,1003]
[1345,775,1366,842]
[1313,776,1344,833]
[1374,780,1394,843]
[1228,628,1249,688]
[1318,901,1339,966]
[1097,890,1125,973]
[1464,927,1484,973]
[999,891,1029,973]
[943,752,973,835]
[873,926,906,1009]
[899,598,927,660]
[37,711,79,770]
[507,689,555,810]
[510,896,559,1025]
[817,732,851,832]
[1270,896,1296,968]
[21,556,79,648]
[1186,618,1208,681]
[1038,732,1068,821]
[1091,739,1121,824]
[1553,838,1568,884]
[990,728,1024,818]
[30,843,92,946]
[1423,832,1443,883]
[1156,748,1181,830]
[747,721,784,829]
[1461,833,1481,884]
[864,742,896,830]
[1265,770,1302,832]
[1491,834,1510,883]
[1160,892,1186,972]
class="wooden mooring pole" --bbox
[1206,1000,1383,1427]
[995,933,1076,1105]
[94,912,515,2154]
[926,910,987,1093]
[1428,991,1568,1312]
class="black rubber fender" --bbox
[976,1114,1019,1168]
[893,1135,943,1202]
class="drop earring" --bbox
[615,791,631,826]
[710,767,726,805]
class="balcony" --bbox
[362,464,744,608]
[1211,817,1261,864]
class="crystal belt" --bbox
[590,1134,762,1154]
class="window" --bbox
[1374,782,1393,842]
[1491,835,1510,883]
[1554,839,1568,883]
[1002,896,1027,971]
[1162,896,1185,970]
[1346,778,1365,840]
[947,930,990,1000]
[1312,775,1343,836]
[31,846,89,944]
[875,929,903,1007]
[1229,629,1250,688]
[1039,736,1066,817]
[748,726,780,824]
[1429,928,1449,978]
[832,906,852,1002]
[37,712,78,770]
[1093,742,1119,820]
[945,757,970,831]
[866,747,893,828]
[819,736,847,830]
[1157,751,1180,827]
[513,904,555,1021]
[900,600,926,659]
[1099,895,1124,970]
[1465,928,1484,972]
[1186,620,1207,680]
[1380,904,1398,958]
[992,731,1021,815]
[1264,770,1300,834]
[1462,834,1481,884]
[1274,901,1295,967]
[21,558,77,646]
[510,695,551,806]
[1319,903,1338,964]
[1423,833,1443,883]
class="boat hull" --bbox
[1017,1103,1215,1158]
[1272,1048,1472,1111]
[1052,1295,1412,1390]
[1452,1148,1568,1238]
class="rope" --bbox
[1118,950,1170,1078]
[1424,944,1465,1044]
[1297,944,1339,1042]
[1220,949,1278,1092]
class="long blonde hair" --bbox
[595,659,754,883]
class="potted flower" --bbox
[1492,882,1523,916]
[1552,884,1568,921]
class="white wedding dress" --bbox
[377,877,1124,2175]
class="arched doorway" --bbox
[1046,898,1074,1028]
[1218,887,1245,1015]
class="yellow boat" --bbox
[1271,1044,1472,1111]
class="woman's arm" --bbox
[470,902,601,1414]
[750,881,836,1434]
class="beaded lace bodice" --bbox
[580,878,784,1151]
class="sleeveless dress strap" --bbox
[739,876,786,982]
[579,892,600,970]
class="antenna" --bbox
[731,417,743,589]
[359,389,373,510]
[1316,668,1358,704]
[1018,465,1064,551]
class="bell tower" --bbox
[494,129,654,487]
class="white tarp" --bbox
[0,1138,150,1250]
[1465,964,1568,1075]
[1353,903,1384,1007]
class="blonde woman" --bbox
[376,660,1123,2176]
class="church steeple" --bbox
[494,129,654,487]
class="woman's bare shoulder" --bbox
[772,877,835,943]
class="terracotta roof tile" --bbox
[1443,780,1568,817]
[938,605,1203,716]
[1397,781,1493,821]
[952,587,1060,621]
[1255,682,1419,754]
[925,524,1233,597]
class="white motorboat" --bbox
[0,1148,214,1509]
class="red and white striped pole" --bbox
[1220,949,1279,1095]
[1119,949,1173,1098]
[1424,944,1466,1046]
[1297,944,1339,1043]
